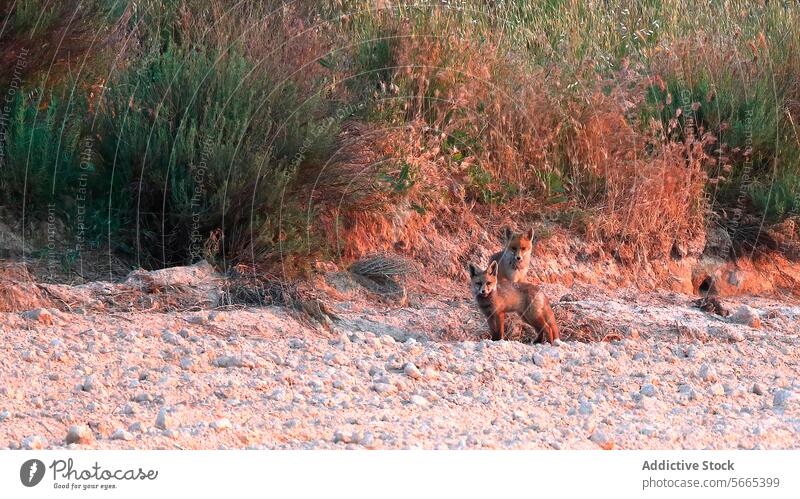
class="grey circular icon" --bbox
[20,459,46,487]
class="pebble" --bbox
[403,362,422,379]
[210,418,233,431]
[110,428,134,441]
[728,330,745,342]
[270,389,287,401]
[288,338,306,350]
[81,376,95,392]
[699,363,718,382]
[128,422,146,433]
[133,392,153,403]
[578,401,594,415]
[589,430,612,447]
[752,383,765,396]
[213,356,245,368]
[21,435,48,450]
[162,429,179,439]
[155,407,172,430]
[730,305,761,328]
[333,430,353,444]
[773,390,792,408]
[0,410,9,421]
[65,425,94,444]
[410,395,429,407]
[640,384,656,397]
[372,383,392,394]
[22,308,54,325]
[324,352,347,366]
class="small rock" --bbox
[333,430,353,444]
[589,430,612,447]
[162,429,179,439]
[699,363,718,382]
[752,383,765,396]
[210,418,233,431]
[155,407,171,430]
[324,352,347,366]
[372,383,392,394]
[730,305,761,328]
[578,401,594,415]
[22,308,54,325]
[640,384,656,397]
[66,425,93,444]
[133,392,153,403]
[358,431,376,448]
[337,333,351,347]
[213,356,246,368]
[186,314,206,325]
[403,363,422,380]
[410,395,429,407]
[110,428,133,441]
[773,390,793,408]
[708,383,725,396]
[0,409,10,421]
[161,330,180,345]
[180,357,195,370]
[21,435,48,450]
[288,338,306,350]
[128,422,145,433]
[81,376,95,392]
[728,330,745,342]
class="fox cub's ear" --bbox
[502,227,513,243]
[487,260,498,276]
[525,227,534,240]
[467,262,479,277]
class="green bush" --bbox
[0,91,86,218]
[95,42,340,266]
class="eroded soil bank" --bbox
[1,257,798,449]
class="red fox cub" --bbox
[468,260,559,343]
[489,227,534,283]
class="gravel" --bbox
[1,287,799,450]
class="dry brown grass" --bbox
[284,22,711,276]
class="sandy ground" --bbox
[1,277,799,450]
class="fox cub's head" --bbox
[502,227,534,268]
[468,261,498,298]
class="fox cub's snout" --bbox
[469,260,498,298]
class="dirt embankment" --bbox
[0,219,799,450]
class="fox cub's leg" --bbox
[488,312,505,341]
[543,304,560,343]
[523,307,557,344]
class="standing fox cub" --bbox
[489,227,534,283]
[468,260,559,343]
